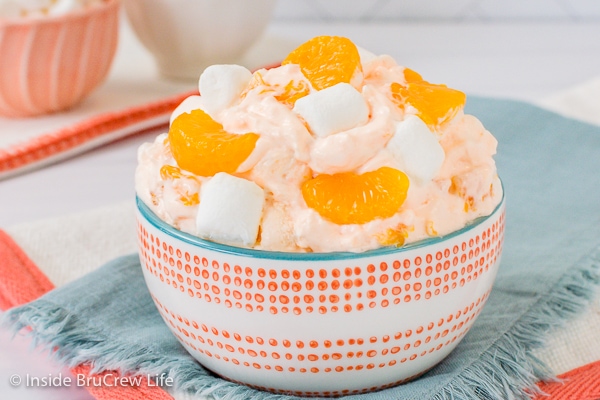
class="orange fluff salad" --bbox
[135,36,502,253]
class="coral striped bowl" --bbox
[136,191,506,396]
[0,0,119,118]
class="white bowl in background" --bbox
[122,0,277,81]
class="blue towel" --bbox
[3,97,600,400]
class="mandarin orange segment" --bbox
[274,79,311,106]
[301,167,409,225]
[377,223,413,247]
[282,35,362,91]
[390,81,466,128]
[160,164,185,180]
[159,165,200,206]
[168,109,259,177]
[403,67,423,83]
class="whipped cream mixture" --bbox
[136,46,502,253]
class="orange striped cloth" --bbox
[0,229,173,400]
[0,62,279,181]
[0,91,194,181]
[2,228,599,400]
[534,361,600,400]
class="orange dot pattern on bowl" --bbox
[150,289,490,397]
[137,211,504,315]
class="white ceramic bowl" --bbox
[122,0,277,81]
[136,193,505,396]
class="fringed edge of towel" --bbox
[432,246,600,400]
[0,298,309,400]
[2,246,599,400]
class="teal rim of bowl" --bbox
[136,184,504,261]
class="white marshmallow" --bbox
[169,95,205,126]
[292,83,369,138]
[198,64,252,117]
[356,45,377,65]
[387,115,445,185]
[196,173,265,247]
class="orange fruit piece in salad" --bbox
[390,81,466,128]
[403,67,423,83]
[282,35,362,91]
[168,109,259,177]
[301,167,410,225]
[274,79,311,106]
[159,165,200,206]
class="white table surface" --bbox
[1,16,600,399]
